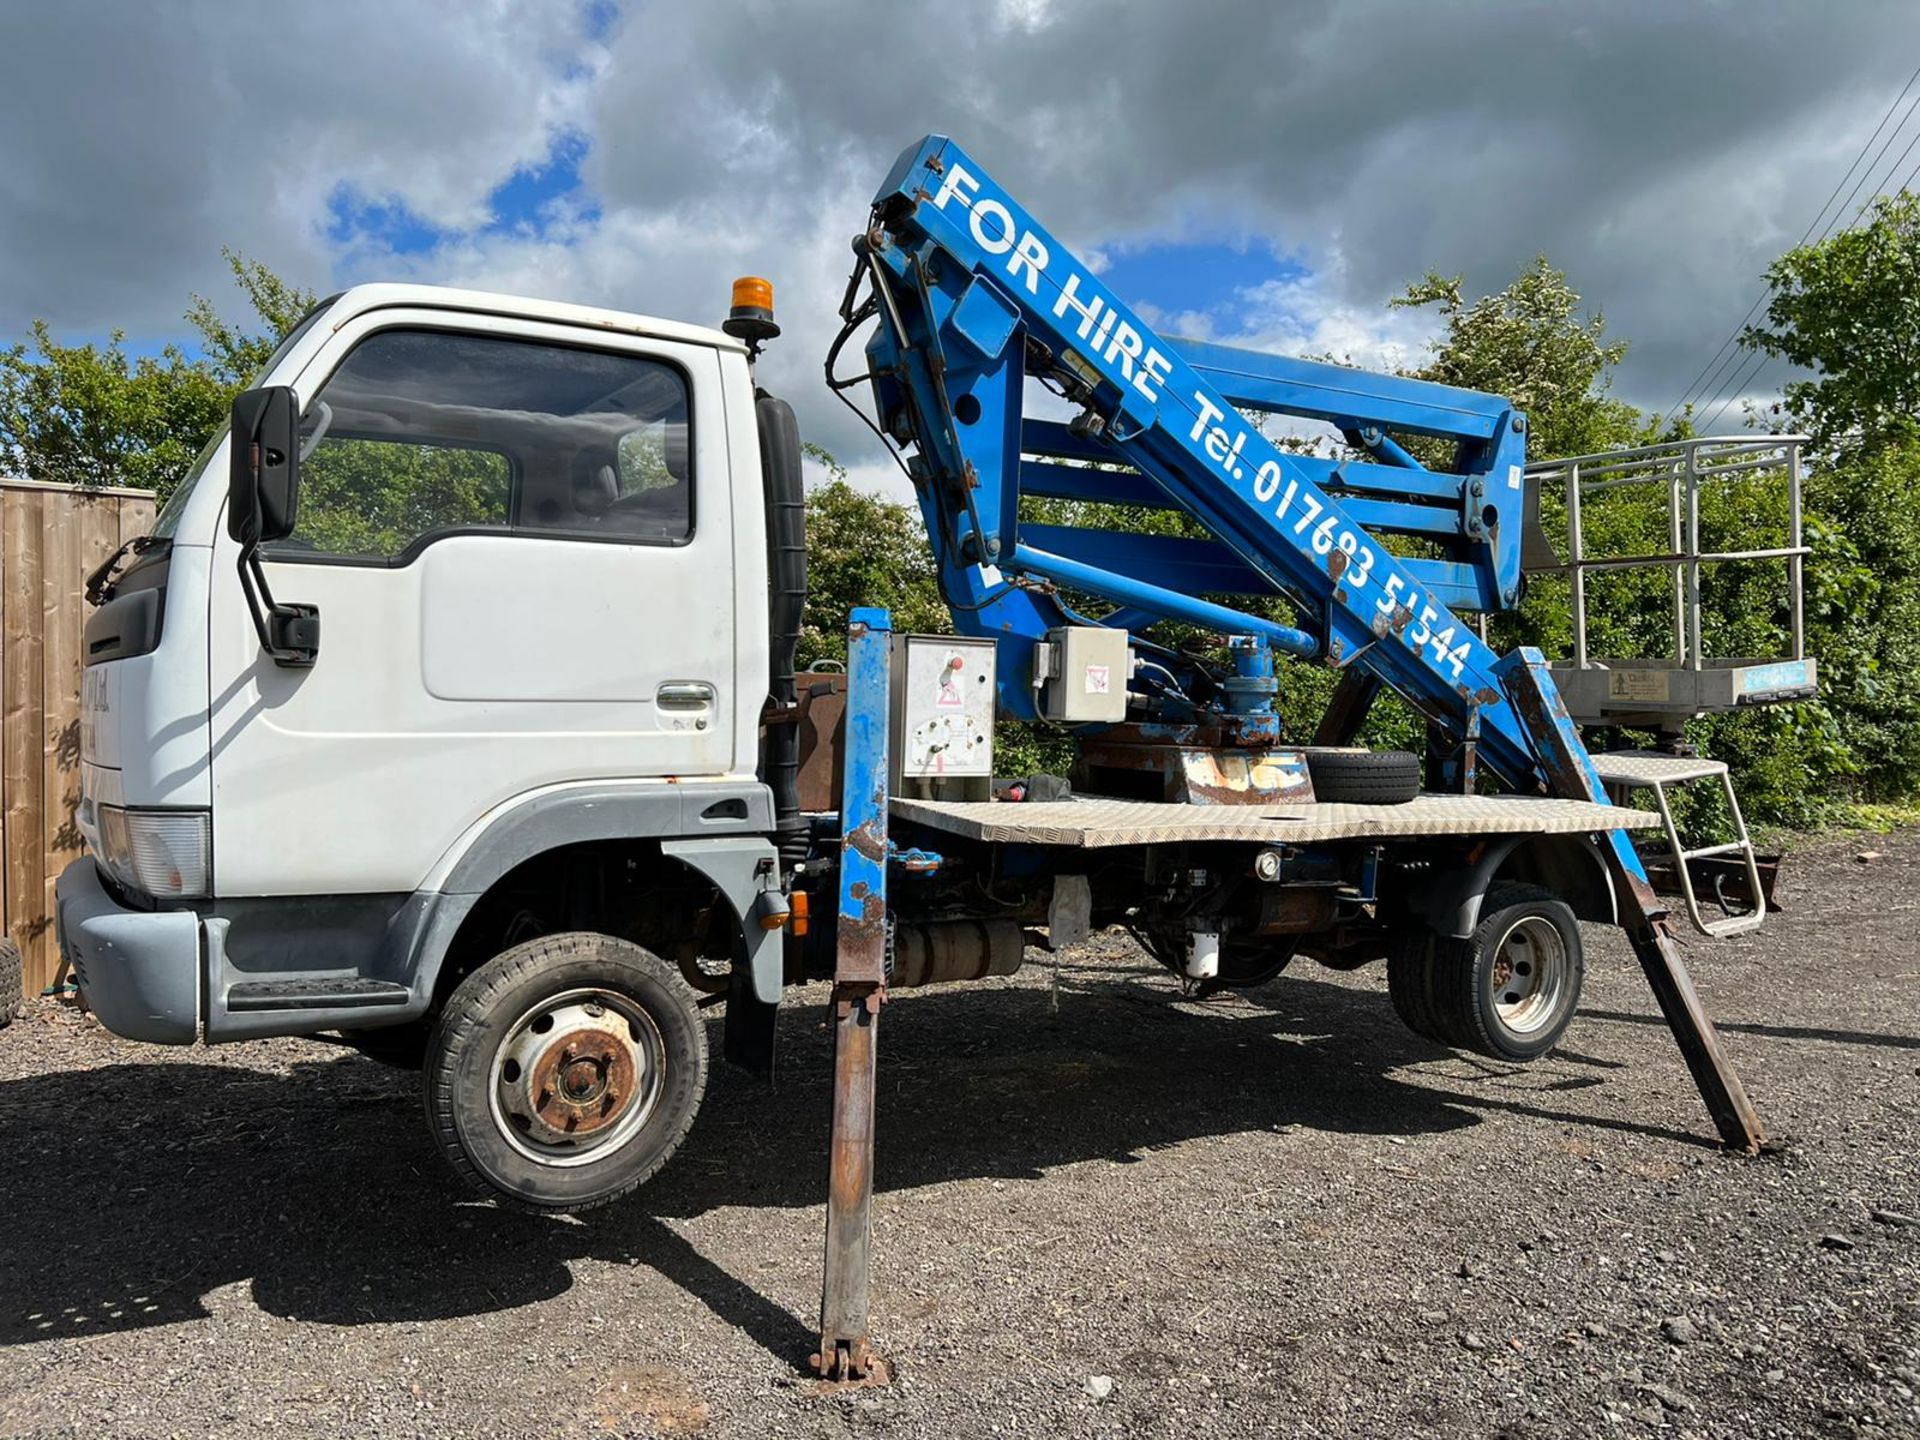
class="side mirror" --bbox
[228,386,301,545]
[226,385,319,667]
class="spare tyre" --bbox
[1304,746,1421,805]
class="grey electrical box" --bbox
[1038,626,1131,722]
[890,634,997,799]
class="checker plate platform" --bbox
[891,794,1658,849]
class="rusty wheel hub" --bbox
[1488,915,1568,1037]
[528,1026,635,1137]
[490,992,665,1166]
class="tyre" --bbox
[424,932,708,1213]
[0,939,20,1029]
[1304,747,1421,805]
[1386,884,1583,1061]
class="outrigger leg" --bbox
[813,607,893,1382]
[1611,870,1766,1152]
[1497,651,1766,1153]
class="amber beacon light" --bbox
[723,276,780,354]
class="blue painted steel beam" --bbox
[1019,459,1165,509]
[1175,338,1509,441]
[1021,523,1279,598]
[1355,426,1426,471]
[836,606,892,987]
[819,605,890,1379]
[1399,559,1492,612]
[1340,498,1463,539]
[1318,458,1469,503]
[1010,543,1318,657]
[1023,421,1472,504]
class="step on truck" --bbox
[58,134,1804,1378]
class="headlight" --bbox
[95,806,211,899]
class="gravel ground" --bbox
[0,830,1915,1439]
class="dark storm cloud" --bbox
[0,1,593,338]
[583,0,1920,415]
[4,0,1915,435]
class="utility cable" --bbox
[1655,61,1920,431]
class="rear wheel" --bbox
[1387,884,1583,1060]
[424,932,707,1212]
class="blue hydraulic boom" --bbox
[825,133,1761,1151]
[849,135,1559,780]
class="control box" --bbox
[1038,626,1131,723]
[889,634,996,797]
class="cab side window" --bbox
[270,329,692,563]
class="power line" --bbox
[1896,146,1920,197]
[1691,77,1920,435]
[1654,61,1920,431]
[1693,352,1776,436]
[1805,62,1920,245]
[1811,77,1920,247]
[1655,74,1917,430]
[1871,122,1920,214]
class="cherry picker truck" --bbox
[64,133,1812,1385]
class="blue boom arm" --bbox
[806,142,1766,1373]
[848,133,1598,802]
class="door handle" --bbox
[657,681,716,710]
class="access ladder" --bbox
[1588,750,1767,937]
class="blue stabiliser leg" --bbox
[1497,652,1765,1153]
[813,607,892,1382]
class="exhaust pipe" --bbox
[755,392,809,869]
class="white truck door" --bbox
[207,312,744,897]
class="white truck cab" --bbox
[59,283,798,1210]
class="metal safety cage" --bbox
[1523,435,1815,728]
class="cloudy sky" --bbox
[4,0,1918,489]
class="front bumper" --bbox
[54,858,200,1044]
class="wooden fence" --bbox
[2,479,158,994]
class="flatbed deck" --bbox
[891,793,1658,849]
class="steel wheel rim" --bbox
[487,987,666,1168]
[1488,915,1568,1037]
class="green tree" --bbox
[797,443,946,666]
[1392,257,1646,461]
[1742,191,1920,452]
[0,250,315,498]
[1720,199,1920,818]
[186,250,320,387]
[1387,259,1694,684]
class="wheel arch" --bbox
[407,782,783,1013]
[1411,833,1617,940]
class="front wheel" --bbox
[424,932,708,1212]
